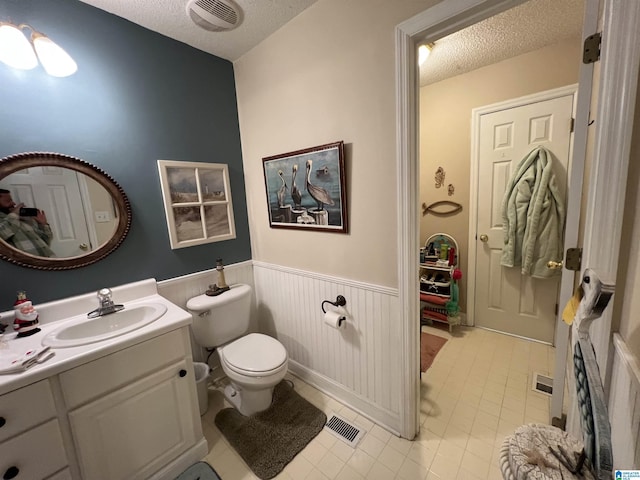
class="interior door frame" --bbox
[395,0,640,439]
[468,84,578,333]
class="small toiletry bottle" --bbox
[420,248,425,263]
[440,244,449,260]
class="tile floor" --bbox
[200,325,555,479]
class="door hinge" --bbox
[565,248,582,271]
[555,303,559,315]
[570,117,575,133]
[583,32,601,64]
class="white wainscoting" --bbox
[610,334,640,469]
[253,261,402,434]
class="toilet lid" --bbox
[220,333,287,374]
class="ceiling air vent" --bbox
[186,0,242,32]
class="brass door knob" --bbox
[547,260,563,269]
[479,234,489,243]
[79,243,89,251]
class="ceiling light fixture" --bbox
[418,43,434,66]
[0,21,77,77]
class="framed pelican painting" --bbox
[262,141,347,233]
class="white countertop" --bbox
[0,283,192,396]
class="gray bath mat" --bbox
[214,380,327,479]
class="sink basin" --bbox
[42,302,168,348]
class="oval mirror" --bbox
[0,152,131,270]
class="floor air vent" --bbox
[324,413,366,447]
[532,372,553,396]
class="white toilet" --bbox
[186,283,288,416]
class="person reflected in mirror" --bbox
[0,189,54,257]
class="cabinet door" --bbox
[69,359,199,480]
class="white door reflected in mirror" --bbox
[0,166,118,258]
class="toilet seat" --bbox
[219,333,287,377]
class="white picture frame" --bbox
[157,160,236,249]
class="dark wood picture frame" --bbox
[0,152,131,270]
[262,141,347,233]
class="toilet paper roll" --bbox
[324,310,346,329]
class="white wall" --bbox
[233,0,440,432]
[234,0,439,289]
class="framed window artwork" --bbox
[262,141,347,233]
[157,160,236,249]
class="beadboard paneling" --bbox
[253,261,402,432]
[610,334,640,469]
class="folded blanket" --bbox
[420,293,448,305]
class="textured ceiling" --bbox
[77,0,319,61]
[77,0,584,72]
[420,0,585,86]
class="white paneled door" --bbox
[3,166,92,257]
[474,90,575,343]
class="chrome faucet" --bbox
[87,288,125,318]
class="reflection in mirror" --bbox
[1,168,118,258]
[0,152,131,270]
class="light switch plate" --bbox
[95,211,111,223]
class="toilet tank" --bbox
[186,283,252,348]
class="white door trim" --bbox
[468,84,579,329]
[395,0,530,440]
[550,0,600,423]
[396,0,639,439]
[577,0,640,414]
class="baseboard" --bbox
[288,359,401,436]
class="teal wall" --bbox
[0,0,251,307]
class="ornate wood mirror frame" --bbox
[0,152,131,270]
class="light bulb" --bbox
[0,23,38,70]
[33,33,77,77]
[418,44,433,66]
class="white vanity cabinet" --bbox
[0,380,69,479]
[61,328,201,480]
[0,326,205,480]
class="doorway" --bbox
[398,0,640,442]
[398,0,591,440]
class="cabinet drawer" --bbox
[0,379,56,443]
[0,419,68,480]
[60,328,189,409]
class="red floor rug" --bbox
[420,332,447,372]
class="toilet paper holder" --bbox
[321,295,347,314]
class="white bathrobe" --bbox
[500,147,565,278]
